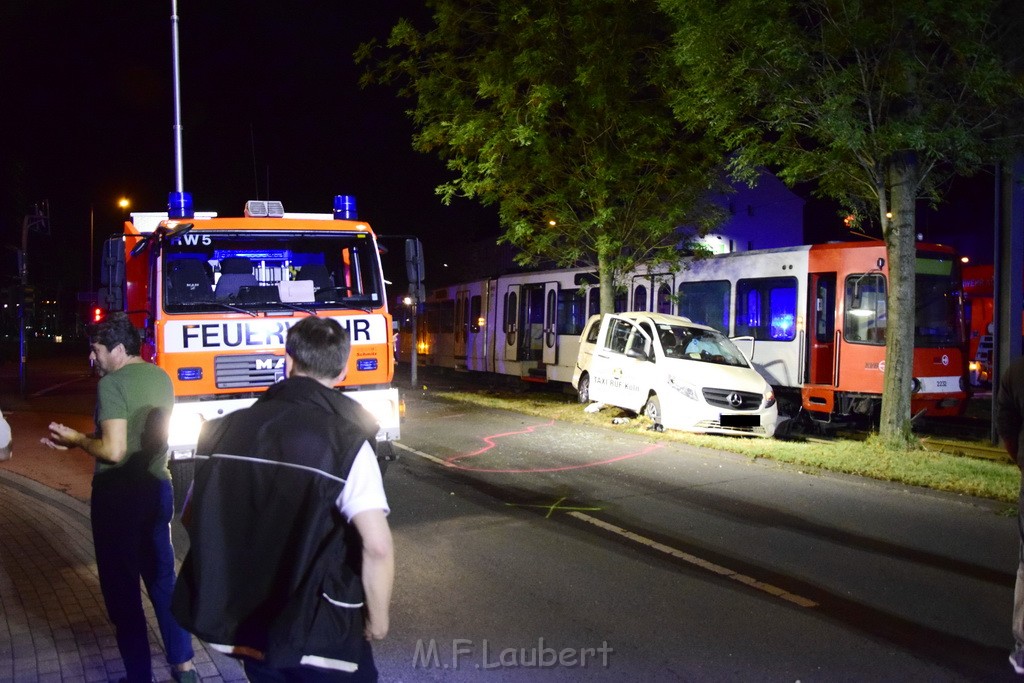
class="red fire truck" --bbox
[99,195,405,462]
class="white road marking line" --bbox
[568,511,818,608]
[393,441,450,466]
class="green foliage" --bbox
[357,0,726,297]
[659,0,1024,446]
[661,0,1024,228]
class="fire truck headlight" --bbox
[361,396,400,427]
[169,411,205,448]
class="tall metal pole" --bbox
[171,0,185,194]
[19,216,28,397]
[89,205,94,290]
[410,299,419,388]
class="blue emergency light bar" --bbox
[334,195,358,220]
[168,191,194,219]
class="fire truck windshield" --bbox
[161,231,385,313]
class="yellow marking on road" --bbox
[505,497,602,518]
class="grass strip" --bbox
[432,389,1020,506]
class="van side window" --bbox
[606,319,632,353]
[585,320,601,344]
[628,328,649,357]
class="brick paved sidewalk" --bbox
[0,469,246,683]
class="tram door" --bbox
[807,272,837,385]
[518,284,547,362]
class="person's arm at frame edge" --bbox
[43,418,128,464]
[352,508,394,641]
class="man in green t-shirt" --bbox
[42,312,197,683]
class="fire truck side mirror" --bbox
[101,238,125,287]
[405,238,425,286]
[97,286,124,311]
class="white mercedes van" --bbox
[572,312,778,437]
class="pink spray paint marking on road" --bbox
[444,419,664,473]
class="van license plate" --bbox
[720,414,759,427]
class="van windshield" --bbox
[657,324,748,367]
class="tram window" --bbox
[423,302,440,334]
[657,284,672,314]
[438,300,455,333]
[815,277,836,342]
[469,295,482,333]
[546,289,557,331]
[557,289,587,335]
[633,285,647,311]
[916,255,963,346]
[844,274,886,345]
[614,290,627,313]
[677,280,730,333]
[735,277,797,341]
[588,289,601,317]
[503,291,517,333]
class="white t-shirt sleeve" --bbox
[336,440,390,522]
[0,413,11,447]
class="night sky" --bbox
[1,1,499,297]
[0,2,996,300]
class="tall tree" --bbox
[357,0,724,311]
[661,0,1024,447]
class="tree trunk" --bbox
[598,248,615,314]
[878,152,919,448]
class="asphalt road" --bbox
[373,383,1020,681]
[2,352,1021,681]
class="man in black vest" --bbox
[173,316,394,682]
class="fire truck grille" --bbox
[702,388,762,410]
[215,354,284,389]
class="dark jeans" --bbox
[243,640,379,683]
[91,474,194,683]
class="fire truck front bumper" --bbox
[167,388,402,459]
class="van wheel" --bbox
[577,373,591,404]
[643,394,662,424]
